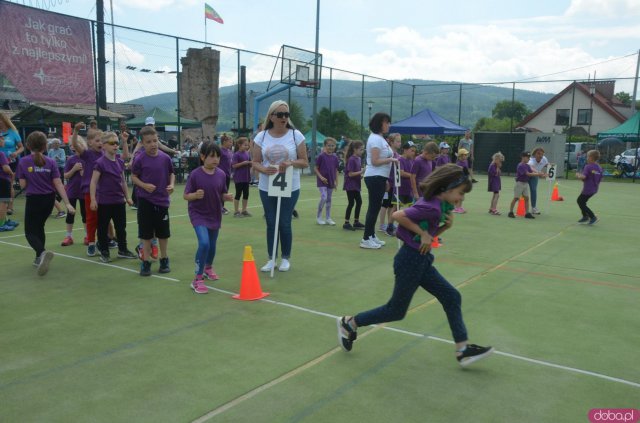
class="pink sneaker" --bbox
[452,207,465,213]
[61,236,74,246]
[203,266,219,281]
[191,277,208,294]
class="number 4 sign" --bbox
[268,165,293,198]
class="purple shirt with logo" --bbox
[80,149,103,194]
[64,155,84,199]
[516,162,530,183]
[16,154,60,195]
[232,151,251,183]
[396,197,441,251]
[219,147,233,179]
[316,152,339,188]
[0,152,11,182]
[131,151,174,208]
[184,167,227,230]
[581,162,603,195]
[488,163,501,192]
[398,156,414,196]
[412,156,434,187]
[94,156,126,205]
[343,156,362,192]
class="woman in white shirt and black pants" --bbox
[361,113,398,249]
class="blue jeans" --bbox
[528,176,539,208]
[354,245,468,343]
[259,189,300,259]
[193,226,219,276]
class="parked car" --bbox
[565,142,597,169]
[613,148,640,167]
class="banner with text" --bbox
[0,1,95,104]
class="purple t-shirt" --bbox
[456,159,469,170]
[131,151,174,208]
[435,154,450,167]
[396,197,441,251]
[316,152,339,188]
[16,154,60,195]
[515,162,530,183]
[80,149,104,194]
[412,156,434,187]
[0,152,11,181]
[219,147,233,179]
[64,155,84,199]
[488,163,501,192]
[343,156,362,192]
[184,166,227,230]
[398,156,414,196]
[94,156,126,205]
[581,162,603,195]
[232,151,251,183]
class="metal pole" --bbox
[96,0,107,111]
[631,49,640,112]
[310,0,320,170]
[458,83,462,124]
[411,85,415,116]
[110,0,115,104]
[237,50,241,136]
[510,82,515,132]
[176,38,181,147]
[566,81,576,179]
[389,81,394,120]
[91,21,99,120]
[361,75,365,139]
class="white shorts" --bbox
[513,181,530,198]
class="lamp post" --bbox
[367,100,374,123]
[588,84,595,136]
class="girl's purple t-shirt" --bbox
[231,151,251,183]
[412,156,433,186]
[184,167,227,230]
[396,197,442,251]
[343,156,361,192]
[456,159,469,169]
[515,162,530,182]
[94,156,126,205]
[16,154,60,195]
[218,147,233,179]
[64,155,84,199]
[131,151,174,208]
[488,162,501,192]
[435,154,450,167]
[316,152,339,188]
[0,152,11,181]
[398,156,414,196]
[80,149,104,194]
[581,162,603,195]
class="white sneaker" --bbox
[260,260,276,272]
[378,224,387,232]
[325,218,336,226]
[370,235,386,246]
[279,258,290,272]
[317,217,326,225]
[359,238,381,249]
[532,207,541,215]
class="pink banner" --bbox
[0,2,95,104]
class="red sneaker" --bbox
[83,237,89,246]
[151,244,159,260]
[61,236,74,246]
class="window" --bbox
[577,109,592,125]
[555,109,570,126]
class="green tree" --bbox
[473,117,512,132]
[614,91,631,106]
[313,107,363,140]
[289,100,309,132]
[492,100,531,122]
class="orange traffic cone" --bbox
[431,236,441,248]
[551,183,563,201]
[233,246,269,301]
[516,196,526,216]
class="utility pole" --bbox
[96,0,107,111]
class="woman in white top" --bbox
[252,100,308,272]
[360,112,398,249]
[528,147,549,214]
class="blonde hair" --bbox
[324,137,337,146]
[0,112,18,132]
[100,131,118,144]
[531,147,545,155]
[587,149,600,161]
[492,151,505,162]
[263,100,294,130]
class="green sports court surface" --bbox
[1,174,638,422]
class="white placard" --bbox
[547,164,557,181]
[394,162,401,187]
[268,165,293,198]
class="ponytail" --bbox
[26,131,48,167]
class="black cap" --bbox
[521,150,531,157]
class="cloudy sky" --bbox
[17,0,640,101]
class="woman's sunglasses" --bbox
[271,112,290,119]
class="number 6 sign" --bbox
[547,164,557,181]
[268,165,293,198]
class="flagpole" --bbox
[204,15,207,44]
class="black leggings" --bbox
[345,190,362,221]
[65,197,87,225]
[364,176,387,239]
[24,193,55,258]
[577,193,595,219]
[97,203,128,253]
[234,182,249,200]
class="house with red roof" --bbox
[518,81,632,136]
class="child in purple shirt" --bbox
[342,141,364,231]
[90,132,135,262]
[315,137,340,225]
[575,150,603,225]
[411,142,439,198]
[435,142,451,167]
[231,137,253,217]
[508,151,543,219]
[488,151,505,215]
[338,164,494,367]
[219,134,234,215]
[17,131,75,276]
[184,141,234,294]
[60,153,86,246]
[453,148,469,213]
[398,141,417,207]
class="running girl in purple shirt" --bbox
[17,131,75,276]
[575,149,603,225]
[338,164,494,367]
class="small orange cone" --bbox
[551,183,563,201]
[516,196,526,216]
[233,246,269,301]
[431,236,441,248]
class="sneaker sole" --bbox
[37,251,54,276]
[191,284,208,294]
[359,242,381,249]
[458,347,495,367]
[336,318,353,352]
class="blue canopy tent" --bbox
[390,109,468,135]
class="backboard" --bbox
[279,45,322,90]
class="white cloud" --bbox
[113,0,201,12]
[565,0,640,17]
